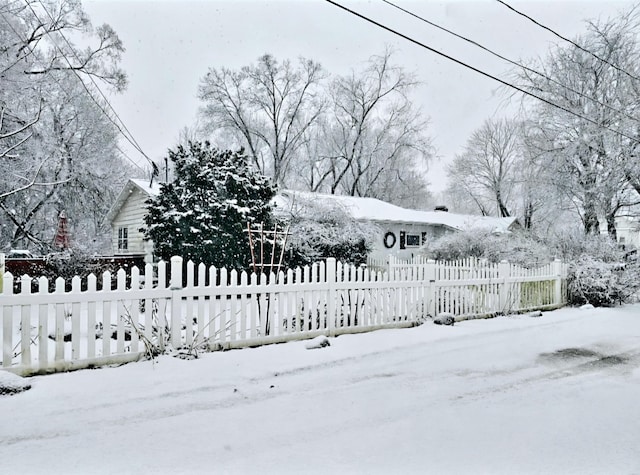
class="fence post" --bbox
[553,259,564,305]
[170,256,183,348]
[170,256,183,290]
[2,273,13,368]
[326,257,336,337]
[425,259,436,317]
[498,260,511,314]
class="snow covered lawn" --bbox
[1,305,639,474]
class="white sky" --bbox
[83,0,635,193]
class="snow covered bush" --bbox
[567,256,634,307]
[43,250,103,281]
[423,228,640,306]
[422,229,549,267]
[558,233,640,307]
[143,142,276,269]
[274,195,376,267]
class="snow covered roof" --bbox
[129,178,161,198]
[276,190,519,233]
[104,178,162,224]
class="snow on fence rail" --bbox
[0,256,567,376]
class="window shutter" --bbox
[399,231,406,249]
[421,232,427,245]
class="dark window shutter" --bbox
[421,232,427,245]
[399,231,406,249]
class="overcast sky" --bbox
[83,0,634,194]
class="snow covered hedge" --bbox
[422,230,549,268]
[274,195,376,268]
[567,256,635,307]
[422,229,640,307]
[558,233,640,307]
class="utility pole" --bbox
[164,156,169,183]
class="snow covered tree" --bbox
[1,73,132,252]
[515,9,640,237]
[0,0,128,251]
[0,0,125,195]
[143,142,276,269]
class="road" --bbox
[1,305,639,474]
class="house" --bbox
[106,180,519,263]
[276,191,520,263]
[105,178,160,259]
[605,216,640,249]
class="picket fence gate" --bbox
[0,256,567,376]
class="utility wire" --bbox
[381,0,640,125]
[495,0,640,83]
[324,0,640,146]
[115,144,147,173]
[29,0,150,158]
[24,0,156,171]
[0,7,147,174]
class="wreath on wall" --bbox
[383,231,396,249]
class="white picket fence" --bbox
[0,256,567,376]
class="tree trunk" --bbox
[606,212,618,241]
[495,189,511,218]
[583,201,600,234]
[523,202,534,229]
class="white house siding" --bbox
[615,217,640,249]
[110,188,151,255]
[368,221,450,262]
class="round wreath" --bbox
[383,231,396,249]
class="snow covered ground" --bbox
[1,304,639,474]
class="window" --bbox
[118,227,128,251]
[405,233,421,247]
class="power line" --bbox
[1,4,148,174]
[1,4,149,174]
[323,0,640,146]
[495,0,640,83]
[23,0,156,171]
[115,145,148,173]
[381,0,640,125]
[27,0,149,158]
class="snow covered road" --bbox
[1,305,640,474]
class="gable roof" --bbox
[105,178,161,224]
[105,182,519,233]
[276,190,519,233]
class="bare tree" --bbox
[310,49,432,207]
[446,118,524,217]
[198,54,326,186]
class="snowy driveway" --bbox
[1,305,640,474]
